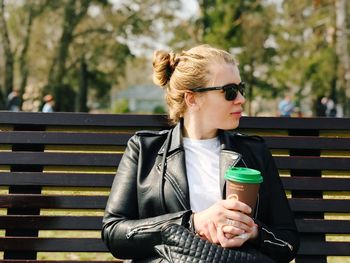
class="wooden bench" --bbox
[0,111,349,263]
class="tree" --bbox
[18,0,51,108]
[272,0,338,115]
[195,0,277,115]
[335,0,350,116]
[0,0,182,112]
[0,0,14,107]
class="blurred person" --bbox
[278,95,294,117]
[102,44,299,263]
[316,96,328,117]
[326,97,337,117]
[6,89,21,111]
[42,94,55,113]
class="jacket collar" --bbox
[159,120,243,197]
[158,121,183,155]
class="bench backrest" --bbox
[0,112,349,263]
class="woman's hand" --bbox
[193,199,257,247]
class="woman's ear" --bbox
[184,92,198,109]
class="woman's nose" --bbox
[234,91,245,104]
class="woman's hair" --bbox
[152,44,237,124]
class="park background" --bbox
[0,1,350,262]
[0,0,349,117]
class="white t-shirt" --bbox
[183,137,221,212]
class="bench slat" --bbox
[296,219,350,233]
[1,261,119,263]
[1,152,349,170]
[2,131,350,151]
[0,131,132,146]
[0,195,108,209]
[298,241,350,256]
[1,237,349,256]
[2,173,349,192]
[1,195,349,212]
[1,216,350,234]
[275,156,350,170]
[0,112,169,127]
[290,198,350,212]
[282,177,350,191]
[0,237,107,252]
[0,215,102,230]
[0,172,114,187]
[264,136,350,150]
[2,112,350,130]
[0,152,121,167]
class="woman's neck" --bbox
[182,116,218,140]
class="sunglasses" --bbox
[192,82,245,101]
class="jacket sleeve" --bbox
[250,143,300,263]
[101,135,191,260]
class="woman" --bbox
[102,45,299,262]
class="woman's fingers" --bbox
[208,221,219,244]
[193,199,255,244]
[221,224,245,236]
[222,199,252,215]
[223,218,252,233]
[217,225,250,248]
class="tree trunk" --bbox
[47,0,90,111]
[19,3,35,108]
[76,56,89,112]
[335,0,350,116]
[0,0,14,99]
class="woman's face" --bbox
[194,63,245,135]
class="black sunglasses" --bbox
[192,82,245,101]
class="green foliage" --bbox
[112,98,129,114]
[176,0,347,116]
[153,105,167,114]
[0,0,181,112]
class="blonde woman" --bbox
[102,45,299,263]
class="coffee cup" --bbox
[224,167,263,217]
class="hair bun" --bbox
[152,50,179,87]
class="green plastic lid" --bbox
[224,167,263,184]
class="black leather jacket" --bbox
[102,122,299,263]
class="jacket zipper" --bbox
[125,215,183,239]
[262,227,294,251]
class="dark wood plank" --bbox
[0,172,114,187]
[0,195,108,209]
[1,152,349,170]
[1,112,350,130]
[2,195,349,212]
[289,198,350,212]
[0,152,121,167]
[0,237,107,252]
[1,261,119,263]
[1,261,120,263]
[298,241,350,256]
[296,219,350,234]
[0,131,132,146]
[1,237,349,256]
[282,177,350,191]
[264,136,350,150]
[3,132,350,150]
[0,112,169,127]
[275,156,350,170]
[5,172,350,190]
[239,116,350,130]
[4,216,350,234]
[0,215,102,230]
